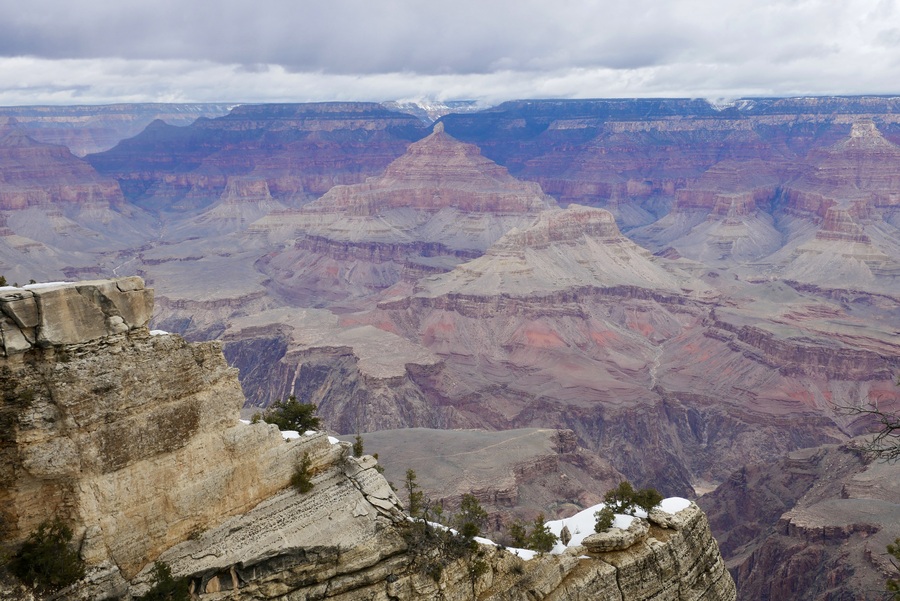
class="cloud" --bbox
[0,0,898,104]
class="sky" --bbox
[0,0,899,106]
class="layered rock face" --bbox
[87,103,430,212]
[251,124,556,307]
[698,441,900,601]
[0,277,734,601]
[768,120,900,290]
[343,206,900,497]
[0,278,309,581]
[0,104,233,156]
[0,123,124,211]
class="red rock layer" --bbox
[0,124,124,210]
[304,124,554,216]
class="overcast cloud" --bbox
[0,0,898,105]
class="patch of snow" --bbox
[239,419,250,425]
[328,436,340,444]
[474,536,498,547]
[23,281,71,289]
[149,330,169,336]
[281,430,300,440]
[544,503,636,553]
[303,430,317,436]
[659,497,691,514]
[508,547,537,560]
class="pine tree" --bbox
[404,469,424,517]
[454,494,487,539]
[527,513,558,553]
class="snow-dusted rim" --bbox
[22,281,72,289]
[515,497,692,559]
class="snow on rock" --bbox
[660,497,691,514]
[149,330,169,336]
[281,430,301,440]
[239,419,250,425]
[328,436,340,444]
[23,281,72,289]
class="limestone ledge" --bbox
[132,498,735,601]
[0,276,152,355]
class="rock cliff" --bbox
[87,103,430,212]
[0,278,735,601]
[698,441,900,600]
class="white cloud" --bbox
[0,0,898,104]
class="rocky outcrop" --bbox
[698,441,900,601]
[0,279,312,581]
[0,277,735,601]
[0,277,152,354]
[0,123,125,211]
[413,204,710,298]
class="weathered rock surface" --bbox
[415,204,710,298]
[0,277,153,353]
[698,440,900,600]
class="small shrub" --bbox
[291,452,314,493]
[593,506,615,532]
[8,518,85,593]
[594,480,663,532]
[352,434,364,457]
[888,537,900,599]
[0,275,6,286]
[527,513,558,553]
[253,395,320,432]
[454,494,487,539]
[507,515,558,552]
[134,561,190,601]
[404,469,425,518]
[508,520,528,548]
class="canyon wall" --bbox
[0,278,735,600]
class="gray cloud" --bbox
[0,0,899,104]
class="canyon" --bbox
[0,278,735,600]
[1,97,899,599]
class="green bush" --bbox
[404,469,425,518]
[526,514,557,552]
[454,494,488,539]
[507,515,558,552]
[134,561,190,601]
[253,395,320,432]
[888,537,900,599]
[593,506,615,532]
[8,518,85,593]
[594,480,662,533]
[291,452,314,493]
